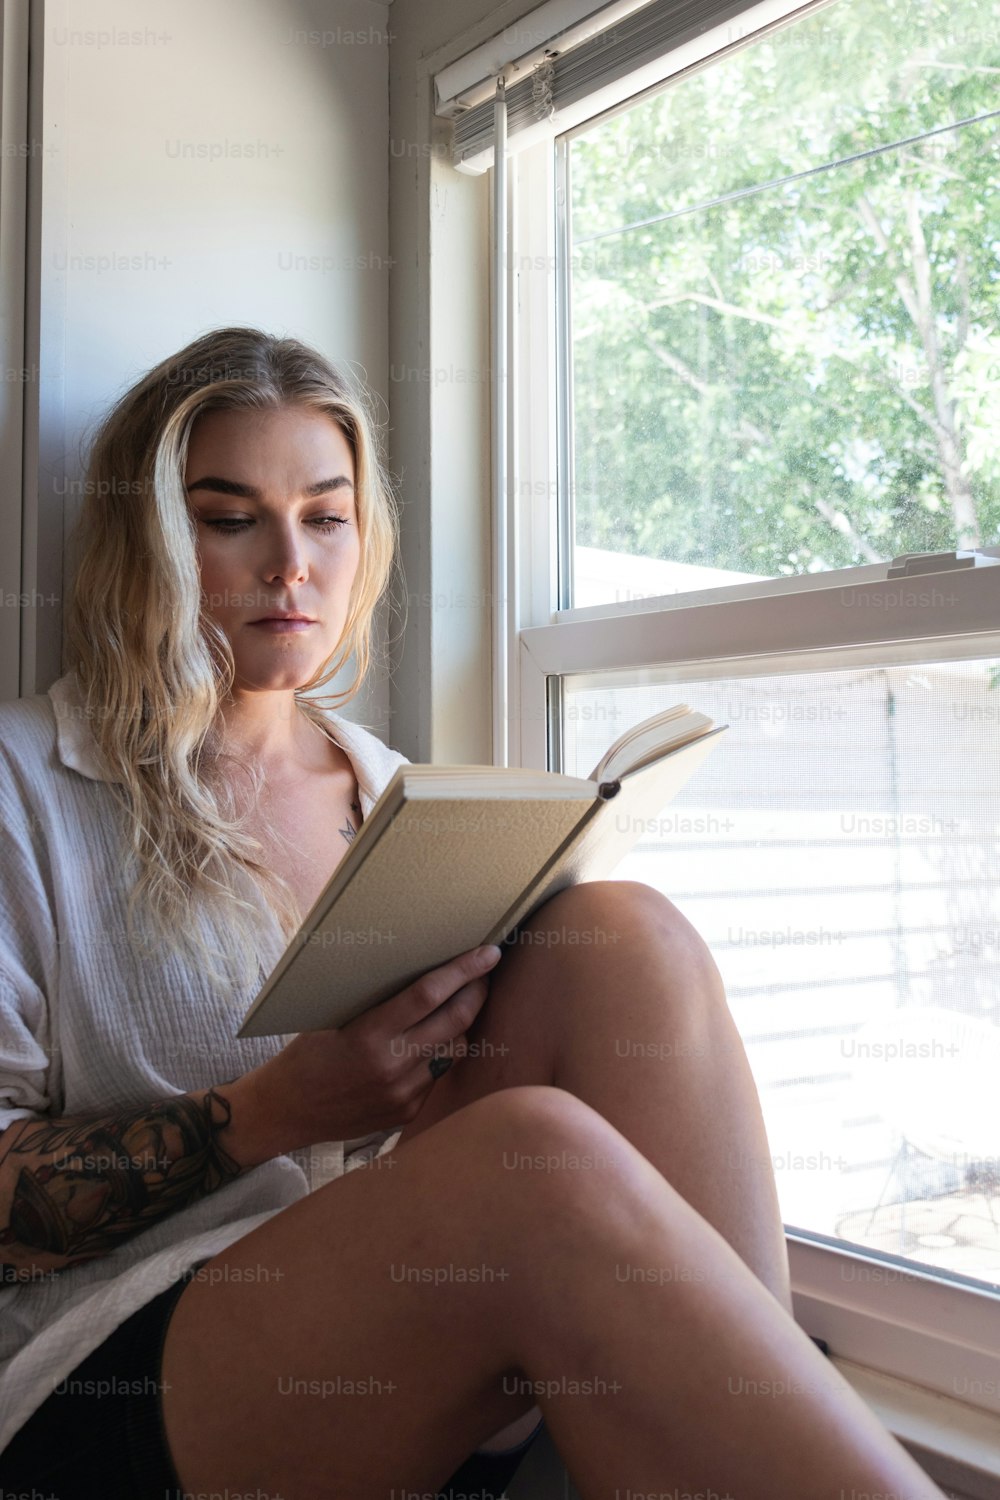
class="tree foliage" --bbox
[569,0,1000,576]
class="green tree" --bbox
[568,0,1000,577]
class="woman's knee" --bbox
[511,880,727,1028]
[523,878,705,952]
[454,1081,612,1141]
[442,1084,649,1218]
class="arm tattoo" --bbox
[0,1086,242,1268]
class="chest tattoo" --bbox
[340,798,362,845]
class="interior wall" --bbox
[0,2,31,703]
[387,0,541,764]
[18,0,544,753]
[26,0,392,730]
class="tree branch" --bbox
[642,335,712,396]
[641,335,771,448]
[646,291,786,329]
[856,188,980,546]
[904,188,980,545]
[642,330,883,563]
[854,194,922,329]
[828,348,947,444]
[896,147,966,187]
[809,492,883,563]
[955,247,970,357]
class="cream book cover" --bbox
[237,707,727,1037]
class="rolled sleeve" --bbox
[0,753,58,1133]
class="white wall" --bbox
[0,2,32,704]
[11,0,547,752]
[24,0,393,729]
[388,0,540,765]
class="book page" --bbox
[488,727,728,943]
[591,708,714,786]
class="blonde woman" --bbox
[0,328,944,1500]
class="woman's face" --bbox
[184,404,361,697]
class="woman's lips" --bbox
[248,619,316,632]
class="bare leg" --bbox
[399,879,792,1311]
[161,1086,945,1500]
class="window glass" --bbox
[566,0,1000,606]
[562,657,1000,1290]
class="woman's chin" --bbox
[229,659,327,696]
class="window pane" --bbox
[561,657,1000,1291]
[566,0,1000,607]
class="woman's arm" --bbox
[0,1071,282,1282]
[0,946,503,1285]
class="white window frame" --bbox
[500,8,1000,1471]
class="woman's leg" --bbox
[160,1085,945,1500]
[398,879,792,1312]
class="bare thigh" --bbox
[160,1084,631,1500]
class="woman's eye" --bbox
[203,516,349,534]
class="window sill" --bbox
[508,1355,1000,1500]
[832,1358,1000,1500]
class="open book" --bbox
[237,705,727,1037]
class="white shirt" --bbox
[0,670,411,1450]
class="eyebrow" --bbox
[186,475,354,499]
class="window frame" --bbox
[504,20,1000,1439]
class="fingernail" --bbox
[477,945,502,965]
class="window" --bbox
[546,0,1000,1299]
[438,0,1000,1434]
[561,657,1000,1289]
[564,0,1000,603]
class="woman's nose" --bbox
[263,525,308,582]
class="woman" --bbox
[0,328,945,1499]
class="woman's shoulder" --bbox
[316,707,411,814]
[0,691,66,849]
[322,708,411,774]
[0,689,60,776]
[0,673,112,824]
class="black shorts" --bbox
[0,1258,544,1499]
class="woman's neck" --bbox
[215,688,333,777]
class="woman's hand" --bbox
[244,944,503,1153]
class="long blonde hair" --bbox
[63,327,402,995]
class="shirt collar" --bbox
[47,669,380,818]
[48,670,114,782]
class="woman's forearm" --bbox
[0,1071,281,1281]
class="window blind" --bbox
[437,0,834,171]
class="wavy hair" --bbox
[63,327,402,995]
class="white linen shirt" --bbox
[0,670,411,1450]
